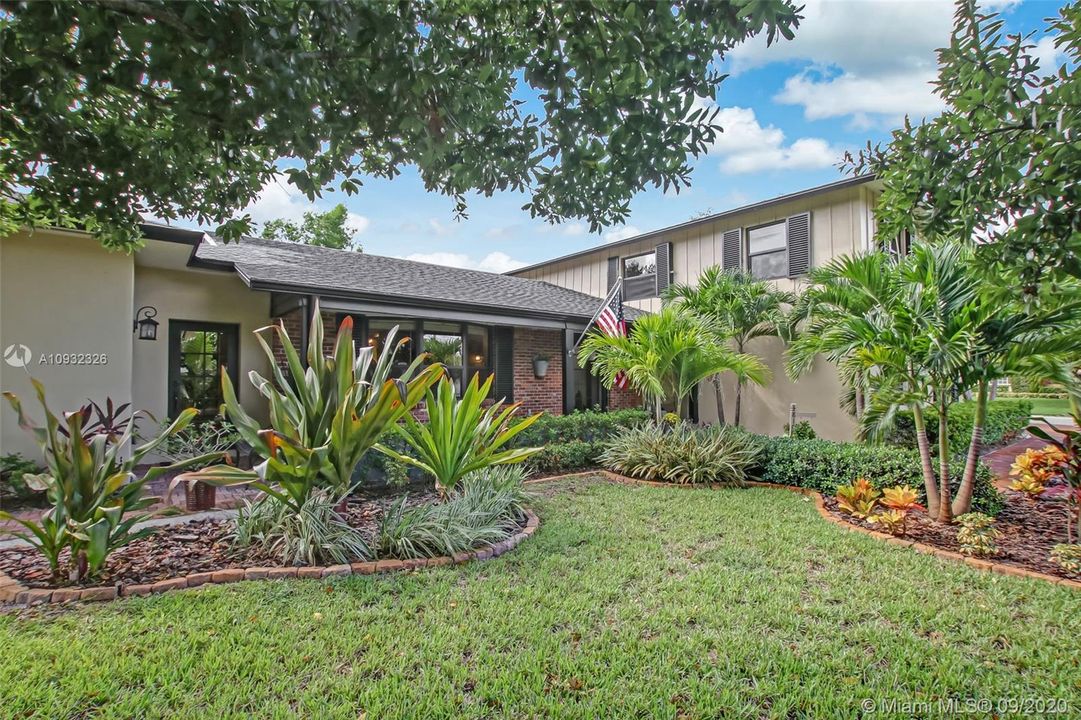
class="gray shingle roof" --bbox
[194,235,639,322]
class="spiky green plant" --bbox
[599,422,761,486]
[579,305,768,422]
[232,492,370,566]
[378,374,541,498]
[1,381,220,582]
[174,301,444,511]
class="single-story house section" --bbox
[509,175,889,441]
[0,225,641,459]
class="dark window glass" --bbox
[366,319,416,377]
[466,324,491,385]
[422,321,464,394]
[168,322,239,419]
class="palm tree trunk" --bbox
[734,379,743,427]
[953,379,988,517]
[937,397,953,523]
[653,396,663,423]
[710,374,726,426]
[912,405,940,519]
[854,372,865,419]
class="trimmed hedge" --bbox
[755,436,1005,516]
[883,399,1032,455]
[512,408,651,474]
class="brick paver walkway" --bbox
[981,420,1077,491]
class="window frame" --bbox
[622,250,658,300]
[167,320,240,419]
[745,220,789,280]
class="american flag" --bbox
[595,286,629,389]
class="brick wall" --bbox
[608,384,643,411]
[271,309,304,368]
[512,327,564,415]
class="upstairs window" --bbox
[622,251,657,300]
[747,222,788,280]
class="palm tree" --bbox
[787,247,969,521]
[789,241,1081,522]
[664,267,793,426]
[578,305,769,423]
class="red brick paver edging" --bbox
[0,510,539,607]
[526,471,1081,590]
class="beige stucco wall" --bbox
[515,183,876,440]
[131,265,272,425]
[1,229,135,458]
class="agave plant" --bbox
[174,302,444,511]
[1,381,220,582]
[378,374,541,498]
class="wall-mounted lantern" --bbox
[134,305,159,341]
[532,354,550,378]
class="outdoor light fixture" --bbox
[134,305,159,341]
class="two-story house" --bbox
[509,175,883,441]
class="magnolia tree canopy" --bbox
[0,0,800,250]
[848,0,1081,293]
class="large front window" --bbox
[354,316,492,395]
[747,222,788,279]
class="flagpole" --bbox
[568,277,622,357]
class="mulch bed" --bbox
[0,490,440,590]
[823,491,1079,580]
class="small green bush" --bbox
[755,436,1005,516]
[512,408,651,446]
[883,399,1032,454]
[514,408,650,475]
[233,492,371,566]
[0,453,44,501]
[376,466,529,559]
[600,423,761,486]
[786,420,817,440]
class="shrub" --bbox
[835,478,880,518]
[868,509,907,536]
[884,399,1033,454]
[233,492,370,566]
[956,512,1000,557]
[380,374,541,497]
[755,437,1005,516]
[376,467,529,559]
[1,382,219,582]
[1050,544,1081,575]
[512,408,650,446]
[785,420,817,440]
[0,453,44,502]
[600,423,761,486]
[511,408,650,475]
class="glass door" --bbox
[168,321,240,419]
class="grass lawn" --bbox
[2,477,1078,719]
[1027,396,1073,418]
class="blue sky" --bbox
[236,0,1062,273]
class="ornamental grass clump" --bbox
[233,492,370,567]
[376,466,529,559]
[599,422,761,486]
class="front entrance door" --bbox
[168,321,239,419]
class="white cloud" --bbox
[241,173,370,234]
[604,225,642,243]
[400,251,526,274]
[776,70,943,125]
[1031,35,1066,76]
[705,105,844,174]
[562,222,587,236]
[727,0,958,125]
[428,218,451,236]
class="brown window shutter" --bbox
[607,256,620,292]
[786,212,811,277]
[491,327,514,402]
[655,242,672,295]
[722,228,742,271]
